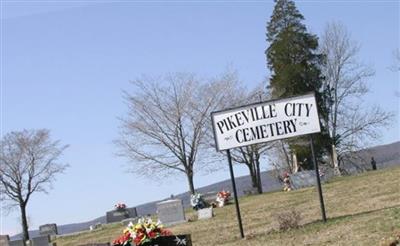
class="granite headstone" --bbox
[9,240,25,246]
[106,207,137,223]
[77,244,110,246]
[39,224,58,236]
[31,235,50,246]
[106,209,129,223]
[156,199,186,225]
[0,235,10,246]
[126,207,138,218]
[290,170,316,189]
[146,235,192,246]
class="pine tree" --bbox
[265,0,330,170]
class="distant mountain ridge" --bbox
[10,141,399,240]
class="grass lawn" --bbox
[54,166,400,246]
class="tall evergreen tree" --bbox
[265,0,330,170]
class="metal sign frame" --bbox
[210,92,327,239]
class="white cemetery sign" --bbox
[211,93,321,151]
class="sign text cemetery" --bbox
[212,93,321,151]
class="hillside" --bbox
[54,165,400,245]
[12,141,399,240]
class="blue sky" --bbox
[1,0,399,236]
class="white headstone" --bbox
[197,207,213,220]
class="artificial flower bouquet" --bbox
[282,172,292,192]
[113,218,172,246]
[190,193,207,211]
[216,190,231,207]
[115,203,127,211]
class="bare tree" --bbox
[268,140,295,174]
[320,22,393,175]
[116,73,238,194]
[0,129,68,244]
[226,83,275,194]
[229,143,274,194]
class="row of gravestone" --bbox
[105,199,212,227]
[0,223,58,246]
[157,199,214,226]
[0,235,55,246]
[106,199,216,226]
[106,172,326,226]
[0,201,199,246]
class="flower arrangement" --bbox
[113,218,172,246]
[190,193,207,210]
[216,190,231,207]
[282,172,292,192]
[115,203,127,211]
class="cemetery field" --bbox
[54,166,400,246]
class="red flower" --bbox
[133,234,143,245]
[148,231,156,239]
[112,232,131,245]
[161,229,172,236]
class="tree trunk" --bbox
[246,163,258,189]
[292,152,299,173]
[255,158,263,194]
[20,203,29,246]
[331,144,341,176]
[186,171,195,195]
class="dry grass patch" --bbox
[54,166,400,246]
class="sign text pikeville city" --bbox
[211,93,321,151]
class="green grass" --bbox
[54,166,400,246]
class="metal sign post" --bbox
[226,149,245,238]
[309,134,327,222]
[210,92,329,238]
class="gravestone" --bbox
[9,240,24,246]
[0,235,10,246]
[39,224,58,236]
[77,244,110,246]
[126,207,138,218]
[201,191,217,205]
[31,235,50,246]
[138,235,192,246]
[156,199,186,226]
[197,207,213,220]
[106,209,129,223]
[290,171,316,189]
[106,207,137,223]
